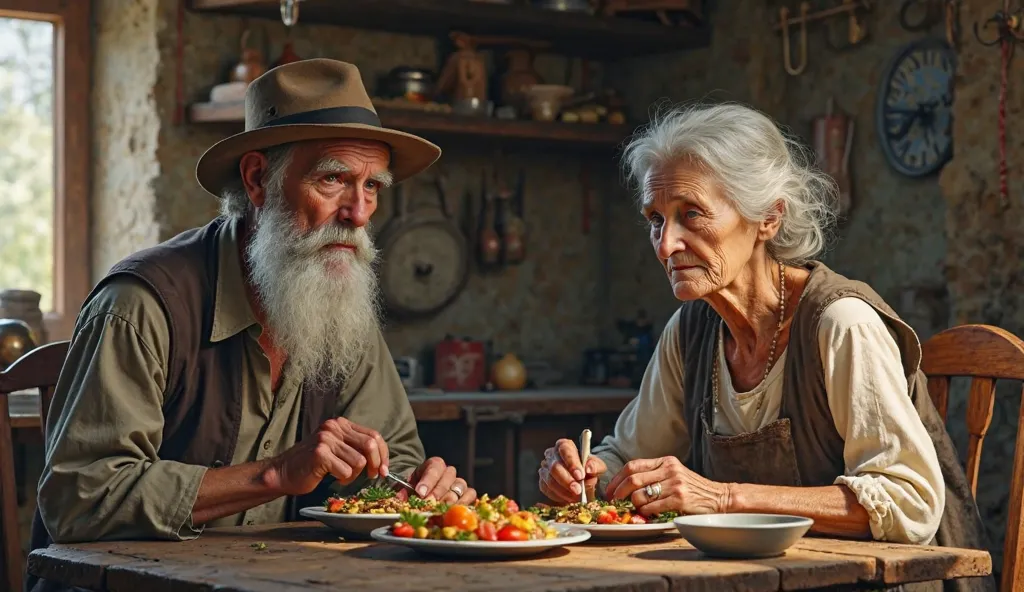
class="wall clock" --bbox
[376,177,469,319]
[875,37,957,177]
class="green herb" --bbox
[434,502,451,515]
[251,542,267,551]
[651,511,680,523]
[398,510,428,528]
[454,529,477,541]
[407,496,432,509]
[358,486,396,501]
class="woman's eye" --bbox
[647,214,664,228]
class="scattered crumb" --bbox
[251,542,268,551]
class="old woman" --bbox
[539,104,990,590]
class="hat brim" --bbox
[195,122,442,197]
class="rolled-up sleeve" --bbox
[38,279,207,543]
[820,298,945,545]
[593,308,691,494]
[328,328,426,496]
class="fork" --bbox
[579,428,592,504]
[384,470,417,494]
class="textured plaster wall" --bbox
[938,0,1024,574]
[90,0,162,280]
[603,0,951,341]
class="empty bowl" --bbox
[673,513,813,558]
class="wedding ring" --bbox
[450,484,464,497]
[645,483,662,500]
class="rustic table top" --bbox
[7,387,636,428]
[27,522,991,592]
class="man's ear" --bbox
[239,151,268,208]
[757,200,785,241]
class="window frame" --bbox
[0,0,91,341]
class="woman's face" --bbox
[643,159,761,301]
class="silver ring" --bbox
[450,484,464,497]
[645,483,662,500]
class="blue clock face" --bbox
[876,38,957,177]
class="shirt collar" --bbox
[210,216,260,342]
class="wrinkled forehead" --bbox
[640,157,712,208]
[301,139,394,185]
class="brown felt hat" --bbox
[196,58,441,197]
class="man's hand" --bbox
[399,457,476,504]
[261,418,390,496]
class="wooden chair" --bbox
[921,324,1024,592]
[0,340,69,592]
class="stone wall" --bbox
[939,0,1024,575]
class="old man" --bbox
[29,59,472,578]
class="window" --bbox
[0,0,90,341]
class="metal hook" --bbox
[825,0,870,50]
[781,3,809,76]
[899,0,942,32]
[973,7,1024,47]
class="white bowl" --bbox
[673,513,813,558]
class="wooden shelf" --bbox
[189,0,710,59]
[189,101,633,148]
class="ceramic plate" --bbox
[369,526,592,558]
[673,513,813,558]
[551,521,678,541]
[299,507,406,539]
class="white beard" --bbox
[245,193,382,389]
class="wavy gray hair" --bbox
[621,102,838,264]
[219,143,295,218]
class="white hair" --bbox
[622,102,838,264]
[219,143,295,218]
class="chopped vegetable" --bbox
[389,494,557,542]
[323,486,437,515]
[528,500,679,525]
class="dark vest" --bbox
[679,261,994,592]
[27,216,339,591]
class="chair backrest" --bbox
[921,324,1024,592]
[0,340,69,592]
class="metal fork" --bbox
[384,470,417,494]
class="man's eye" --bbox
[324,174,340,184]
[365,180,379,191]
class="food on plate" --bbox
[323,485,437,515]
[388,494,558,541]
[528,499,679,525]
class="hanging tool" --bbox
[280,0,300,26]
[776,1,872,75]
[974,1,1024,208]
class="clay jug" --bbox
[0,289,46,344]
[491,353,527,391]
[501,48,541,110]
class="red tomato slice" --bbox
[497,525,529,541]
[475,521,498,541]
[392,523,414,538]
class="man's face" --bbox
[239,138,392,387]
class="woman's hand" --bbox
[538,438,607,504]
[605,456,731,516]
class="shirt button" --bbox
[211,460,224,468]
[263,440,272,451]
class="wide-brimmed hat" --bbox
[196,58,442,197]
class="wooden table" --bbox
[27,522,991,591]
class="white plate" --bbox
[551,521,678,541]
[369,525,592,558]
[673,513,813,558]
[299,507,405,539]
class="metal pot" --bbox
[380,66,436,102]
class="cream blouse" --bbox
[592,297,945,545]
